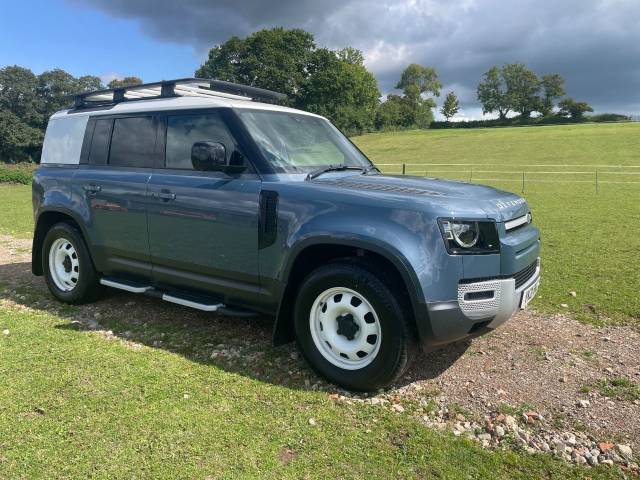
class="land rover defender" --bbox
[32,78,540,391]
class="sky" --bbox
[1,0,639,119]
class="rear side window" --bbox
[165,113,236,170]
[88,118,112,165]
[109,116,156,168]
[41,115,89,164]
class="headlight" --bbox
[438,219,500,254]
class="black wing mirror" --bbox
[191,141,227,171]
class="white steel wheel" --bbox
[309,287,382,370]
[48,237,80,292]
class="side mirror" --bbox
[191,141,227,171]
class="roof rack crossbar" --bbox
[70,77,286,109]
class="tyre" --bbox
[42,222,102,304]
[294,261,417,391]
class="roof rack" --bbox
[71,78,287,109]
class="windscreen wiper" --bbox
[305,164,365,181]
[362,165,379,175]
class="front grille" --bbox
[459,259,538,289]
[514,260,537,288]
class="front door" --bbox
[146,111,262,306]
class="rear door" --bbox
[146,110,262,306]
[73,114,159,280]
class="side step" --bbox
[100,277,153,293]
[99,276,257,317]
[161,293,223,312]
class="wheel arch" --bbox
[32,208,94,276]
[272,236,425,346]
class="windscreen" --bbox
[237,110,372,173]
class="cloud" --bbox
[69,0,640,116]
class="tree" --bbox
[0,109,43,162]
[196,28,315,101]
[196,28,380,134]
[538,74,565,116]
[440,91,459,121]
[298,48,379,134]
[0,65,41,125]
[501,63,540,118]
[393,64,441,128]
[107,76,143,89]
[477,66,510,119]
[558,98,593,119]
[37,69,103,127]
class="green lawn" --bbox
[0,184,33,238]
[0,303,622,479]
[0,122,637,477]
[353,123,640,325]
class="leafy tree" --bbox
[389,64,441,128]
[440,91,459,121]
[37,69,103,126]
[196,28,380,134]
[538,74,565,116]
[375,95,406,130]
[0,109,43,162]
[107,76,143,89]
[558,98,593,119]
[477,66,510,119]
[501,63,540,118]
[0,65,41,125]
[299,48,379,134]
[196,28,315,100]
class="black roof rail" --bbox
[70,78,287,109]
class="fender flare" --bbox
[272,234,427,345]
[32,206,96,276]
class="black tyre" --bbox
[294,261,416,391]
[42,222,102,304]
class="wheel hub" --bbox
[336,313,359,340]
[309,287,382,370]
[62,256,72,273]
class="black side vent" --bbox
[259,190,279,249]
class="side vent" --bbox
[259,190,279,249]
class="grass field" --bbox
[353,123,640,325]
[0,122,637,477]
[2,300,623,479]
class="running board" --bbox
[100,278,153,293]
[161,294,223,312]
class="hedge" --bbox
[0,164,34,184]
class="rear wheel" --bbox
[294,261,416,391]
[42,222,102,304]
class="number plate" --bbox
[520,277,540,309]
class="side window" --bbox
[88,118,112,165]
[109,116,156,168]
[165,113,238,170]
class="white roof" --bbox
[51,95,322,120]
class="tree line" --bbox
[0,27,621,163]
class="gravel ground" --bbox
[1,234,638,471]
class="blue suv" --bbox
[32,79,540,391]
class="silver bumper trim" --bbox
[457,258,541,326]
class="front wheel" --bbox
[294,261,416,391]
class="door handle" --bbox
[82,184,101,194]
[150,191,176,201]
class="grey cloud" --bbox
[70,0,640,116]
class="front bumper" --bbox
[416,258,540,351]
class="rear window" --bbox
[108,116,156,168]
[88,118,112,165]
[41,115,89,164]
